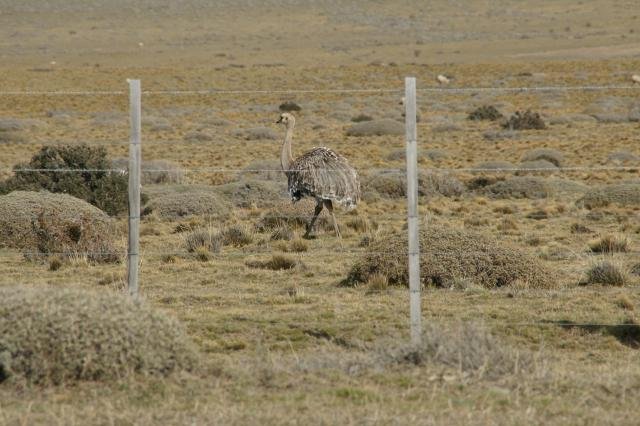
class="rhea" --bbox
[276,112,360,240]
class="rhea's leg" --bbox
[324,200,342,243]
[304,200,324,239]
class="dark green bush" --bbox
[468,105,503,121]
[0,144,130,216]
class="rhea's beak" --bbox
[275,117,282,124]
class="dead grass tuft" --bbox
[246,254,298,270]
[583,260,629,286]
[589,235,628,253]
[220,224,254,247]
[467,105,504,121]
[344,225,552,289]
[381,322,540,380]
[0,286,198,385]
[184,228,222,254]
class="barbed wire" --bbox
[1,165,636,174]
[0,85,639,97]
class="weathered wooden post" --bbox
[127,79,141,299]
[404,77,422,345]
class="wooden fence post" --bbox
[404,77,422,345]
[127,79,141,299]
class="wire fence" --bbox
[1,80,640,332]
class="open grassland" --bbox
[2,57,640,424]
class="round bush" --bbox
[344,225,552,289]
[0,286,198,385]
[144,185,231,219]
[364,170,464,199]
[577,184,640,209]
[484,177,549,199]
[0,191,119,262]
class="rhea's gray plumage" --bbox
[276,112,360,240]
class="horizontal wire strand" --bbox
[0,85,639,97]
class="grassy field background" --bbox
[1,1,640,424]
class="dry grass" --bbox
[2,48,640,424]
[589,235,629,253]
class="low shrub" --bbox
[344,225,552,289]
[0,191,119,263]
[0,144,129,216]
[467,105,503,121]
[502,110,546,130]
[0,286,198,385]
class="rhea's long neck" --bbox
[281,124,294,172]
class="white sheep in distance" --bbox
[436,74,451,85]
[632,74,640,85]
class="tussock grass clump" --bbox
[184,228,222,254]
[246,254,298,270]
[0,144,129,215]
[144,185,231,219]
[364,170,464,199]
[571,223,593,234]
[589,235,628,253]
[289,238,309,252]
[521,148,565,167]
[344,225,552,289]
[0,191,119,263]
[583,261,628,286]
[382,323,539,380]
[502,110,546,130]
[577,184,640,209]
[0,286,198,385]
[467,105,504,121]
[270,225,294,241]
[220,224,254,247]
[366,274,388,293]
[345,215,371,233]
[484,177,549,199]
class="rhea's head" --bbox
[276,112,295,126]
